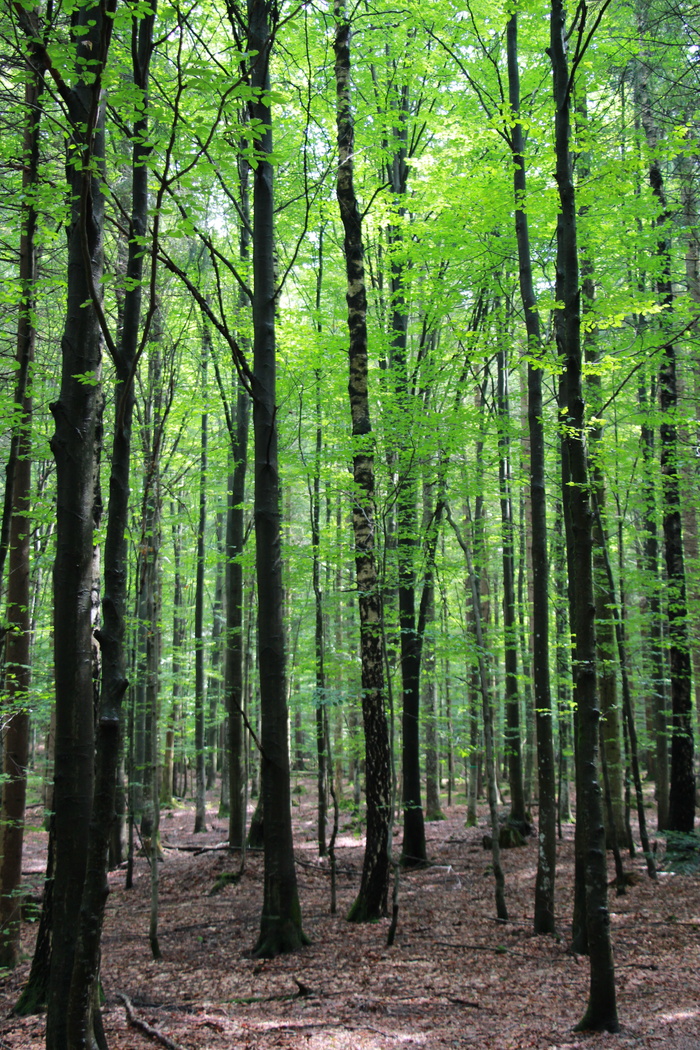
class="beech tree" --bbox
[246,0,307,956]
[334,0,392,921]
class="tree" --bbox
[9,3,118,1046]
[0,37,42,970]
[505,7,556,933]
[550,0,618,1031]
[636,22,695,835]
[334,0,392,922]
[247,0,307,957]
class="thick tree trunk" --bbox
[67,8,155,1036]
[334,0,391,921]
[38,3,116,1043]
[550,0,618,1031]
[248,0,306,956]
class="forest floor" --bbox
[1,784,699,1050]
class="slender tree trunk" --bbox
[550,0,618,1030]
[311,233,328,857]
[506,12,556,933]
[194,342,209,832]
[496,344,526,830]
[577,92,626,846]
[0,52,41,971]
[638,86,695,835]
[226,152,251,850]
[248,0,306,956]
[161,513,184,808]
[334,0,391,921]
[206,512,225,791]
[639,374,669,829]
[447,505,507,922]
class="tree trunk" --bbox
[638,84,695,835]
[0,51,41,971]
[248,0,306,956]
[496,344,526,830]
[194,340,209,833]
[206,512,225,791]
[226,151,251,850]
[36,3,115,1042]
[506,11,556,933]
[67,7,155,1035]
[550,0,618,1030]
[334,0,392,921]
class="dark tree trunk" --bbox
[638,87,695,834]
[312,234,328,857]
[384,83,427,869]
[26,3,118,1044]
[312,369,329,856]
[227,378,250,848]
[639,374,669,829]
[577,92,625,847]
[0,51,41,970]
[248,0,306,957]
[550,0,618,1031]
[66,6,155,1039]
[334,0,391,922]
[506,11,556,934]
[226,151,251,850]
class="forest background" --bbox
[0,0,699,1047]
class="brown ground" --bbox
[1,787,699,1050]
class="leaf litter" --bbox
[1,788,699,1050]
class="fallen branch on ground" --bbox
[117,992,189,1050]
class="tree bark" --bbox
[19,3,118,1044]
[506,12,556,934]
[0,47,41,971]
[194,339,209,834]
[334,0,391,921]
[67,5,155,1037]
[638,87,695,834]
[248,0,306,956]
[550,0,618,1031]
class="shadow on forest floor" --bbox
[2,784,700,1050]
